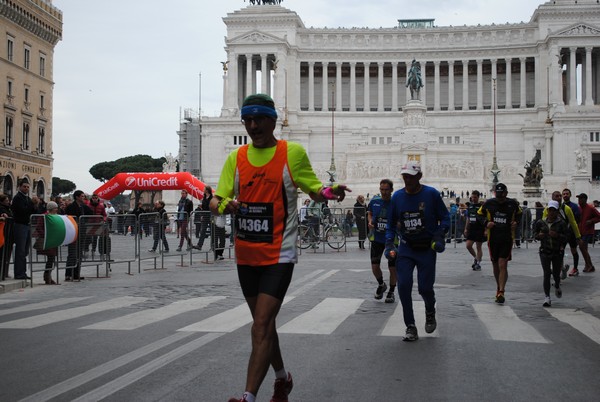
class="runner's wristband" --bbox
[217,197,232,215]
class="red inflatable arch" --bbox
[93,172,206,200]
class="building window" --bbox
[446,136,452,144]
[379,137,384,145]
[387,137,392,144]
[439,137,444,144]
[233,135,248,145]
[24,46,31,69]
[7,79,13,97]
[590,132,600,142]
[7,35,14,62]
[23,122,30,150]
[40,93,45,109]
[592,153,600,181]
[371,137,377,145]
[38,127,45,153]
[455,136,460,144]
[5,117,13,146]
[24,87,30,103]
[39,53,46,77]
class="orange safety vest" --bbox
[234,140,294,265]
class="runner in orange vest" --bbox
[212,94,350,402]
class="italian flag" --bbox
[43,214,78,249]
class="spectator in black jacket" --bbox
[65,190,93,281]
[176,190,194,251]
[10,179,36,279]
[195,186,213,250]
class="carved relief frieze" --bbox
[556,24,600,36]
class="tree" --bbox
[51,177,76,197]
[89,154,166,204]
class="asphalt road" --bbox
[1,237,599,402]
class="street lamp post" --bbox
[490,77,500,190]
[327,81,337,185]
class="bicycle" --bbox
[297,217,346,250]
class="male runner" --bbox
[464,190,486,271]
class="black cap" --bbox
[495,183,507,192]
[576,193,588,199]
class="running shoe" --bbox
[568,267,579,277]
[495,291,505,304]
[403,325,419,342]
[561,264,569,280]
[425,310,437,334]
[555,285,562,298]
[271,371,293,402]
[374,282,388,300]
[473,262,481,271]
[384,290,395,303]
[228,397,249,402]
[543,296,551,307]
[471,259,477,269]
[583,265,596,273]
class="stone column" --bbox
[505,58,512,109]
[545,132,553,174]
[448,61,455,111]
[350,62,356,112]
[476,59,483,110]
[322,61,328,111]
[245,53,253,99]
[308,61,315,111]
[391,62,398,111]
[585,47,594,105]
[520,57,527,108]
[434,61,440,111]
[462,60,469,110]
[336,62,342,110]
[377,62,384,111]
[569,48,577,106]
[260,54,268,94]
[405,62,411,102]
[364,62,370,111]
[421,61,427,106]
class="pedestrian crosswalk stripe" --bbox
[473,303,550,343]
[380,301,439,338]
[0,299,20,305]
[177,297,296,333]
[0,297,92,317]
[278,298,363,335]
[547,308,600,345]
[0,296,148,329]
[80,296,226,330]
[287,269,339,298]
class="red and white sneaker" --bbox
[568,267,579,277]
[271,372,293,402]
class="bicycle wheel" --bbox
[297,224,312,249]
[325,224,346,249]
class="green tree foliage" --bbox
[89,154,166,182]
[51,177,76,197]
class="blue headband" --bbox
[241,105,277,119]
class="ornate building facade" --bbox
[0,0,62,200]
[182,1,600,201]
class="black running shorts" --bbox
[237,263,294,301]
[487,236,513,262]
[370,241,395,267]
[466,230,486,243]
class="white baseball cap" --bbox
[400,161,422,176]
[548,200,559,210]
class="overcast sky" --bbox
[51,0,545,194]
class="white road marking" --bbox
[547,308,600,345]
[278,298,363,335]
[473,303,550,343]
[0,296,148,329]
[0,297,91,316]
[80,296,225,330]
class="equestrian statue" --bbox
[406,59,424,101]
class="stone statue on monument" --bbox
[520,150,543,187]
[575,149,587,172]
[406,59,424,101]
[162,153,178,173]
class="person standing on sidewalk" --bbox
[354,195,367,249]
[176,190,193,252]
[10,179,36,280]
[533,200,569,307]
[65,190,93,281]
[464,190,486,271]
[576,193,600,273]
[385,161,449,342]
[367,179,396,303]
[194,186,213,250]
[477,183,522,304]
[212,94,350,402]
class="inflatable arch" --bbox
[93,172,206,200]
